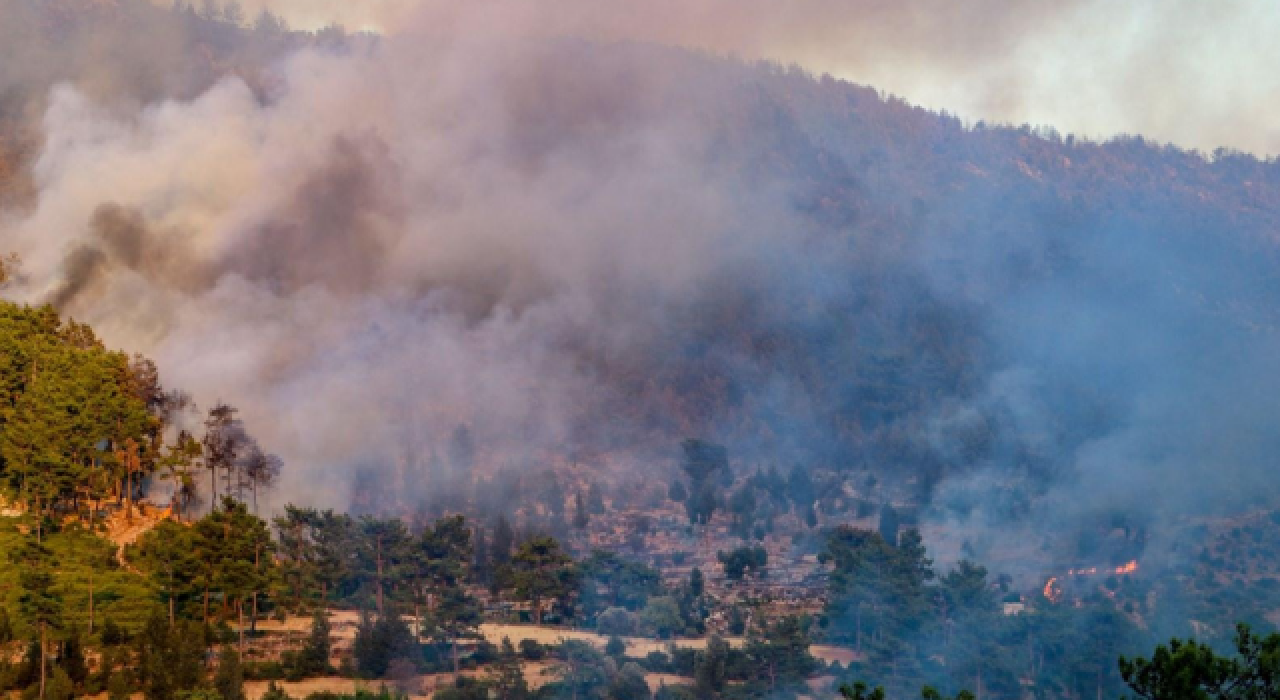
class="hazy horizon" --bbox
[201,0,1280,158]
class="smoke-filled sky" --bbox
[6,0,1280,578]
[224,0,1280,157]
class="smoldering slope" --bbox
[5,0,1280,576]
[6,27,844,507]
[205,0,1280,156]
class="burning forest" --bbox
[3,0,1280,698]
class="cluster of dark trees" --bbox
[269,508,715,642]
[0,299,283,527]
[667,440,825,537]
[819,524,1146,698]
[842,621,1280,700]
[0,301,160,528]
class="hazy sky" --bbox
[227,0,1280,156]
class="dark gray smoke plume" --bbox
[3,0,1280,584]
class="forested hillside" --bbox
[0,300,157,520]
[0,295,284,524]
[0,299,1276,700]
[4,0,1280,541]
[4,2,1280,698]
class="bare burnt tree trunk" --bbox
[376,537,385,614]
[38,622,46,700]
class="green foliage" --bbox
[742,616,819,693]
[597,607,637,636]
[550,640,609,699]
[10,536,62,633]
[680,440,728,485]
[60,625,88,686]
[508,536,576,625]
[0,300,157,519]
[878,504,900,546]
[491,638,530,700]
[639,597,683,639]
[606,635,626,658]
[491,517,515,566]
[101,617,130,646]
[587,483,606,515]
[688,568,704,598]
[578,550,663,619]
[188,498,277,623]
[291,609,332,678]
[608,662,651,700]
[302,689,406,700]
[262,681,294,700]
[518,639,545,661]
[680,440,728,525]
[1119,623,1280,699]
[353,612,416,679]
[44,666,75,700]
[132,614,207,700]
[214,648,246,700]
[572,490,589,529]
[432,679,490,700]
[106,669,132,700]
[839,682,885,700]
[134,520,199,620]
[717,545,767,581]
[0,522,156,637]
[692,635,729,697]
[273,506,361,607]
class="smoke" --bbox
[4,0,1280,589]
[4,18,837,509]
[221,0,1280,156]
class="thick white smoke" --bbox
[4,21,820,509]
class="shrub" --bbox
[597,607,637,636]
[107,671,132,700]
[518,639,545,661]
[606,636,627,658]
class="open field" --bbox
[253,616,861,666]
[243,660,561,699]
[476,623,859,664]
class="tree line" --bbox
[0,299,283,529]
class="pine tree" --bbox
[299,609,331,675]
[573,490,590,529]
[201,403,248,513]
[493,638,530,700]
[214,647,246,700]
[587,482,606,514]
[492,516,515,565]
[472,526,491,585]
[10,539,61,700]
[61,626,89,687]
[689,568,705,598]
[510,536,576,625]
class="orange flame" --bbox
[1045,560,1138,603]
[1113,560,1138,575]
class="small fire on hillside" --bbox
[1043,560,1139,603]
